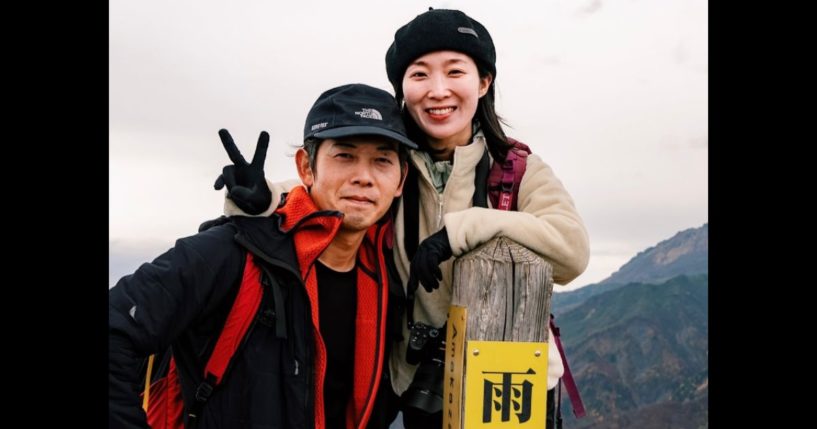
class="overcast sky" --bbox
[110,0,708,291]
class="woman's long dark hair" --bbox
[394,64,512,162]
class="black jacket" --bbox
[109,187,401,429]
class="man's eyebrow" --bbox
[332,142,357,149]
[376,144,399,153]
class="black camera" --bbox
[402,322,446,414]
[406,322,443,365]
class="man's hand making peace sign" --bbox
[213,129,272,215]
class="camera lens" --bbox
[402,322,447,414]
[401,354,445,414]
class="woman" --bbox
[217,9,589,428]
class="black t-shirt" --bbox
[316,260,357,429]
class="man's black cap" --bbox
[304,83,418,149]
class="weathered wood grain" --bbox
[452,237,553,342]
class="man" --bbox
[109,83,416,428]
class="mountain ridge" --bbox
[558,274,708,429]
[553,223,708,316]
[550,223,709,428]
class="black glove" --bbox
[214,129,272,215]
[407,227,454,293]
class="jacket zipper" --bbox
[413,155,446,230]
[305,301,314,427]
[437,192,444,228]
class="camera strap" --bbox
[405,265,419,330]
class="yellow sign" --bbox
[444,305,549,428]
[464,341,548,428]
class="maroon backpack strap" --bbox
[487,137,531,210]
[488,138,585,419]
[550,315,586,418]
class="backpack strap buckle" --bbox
[195,376,216,403]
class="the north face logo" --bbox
[354,108,382,120]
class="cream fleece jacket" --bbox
[223,133,590,394]
[389,134,589,394]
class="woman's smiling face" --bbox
[401,50,492,155]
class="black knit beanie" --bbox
[385,8,496,90]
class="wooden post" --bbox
[444,237,554,429]
[451,236,553,342]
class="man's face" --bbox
[297,137,406,232]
